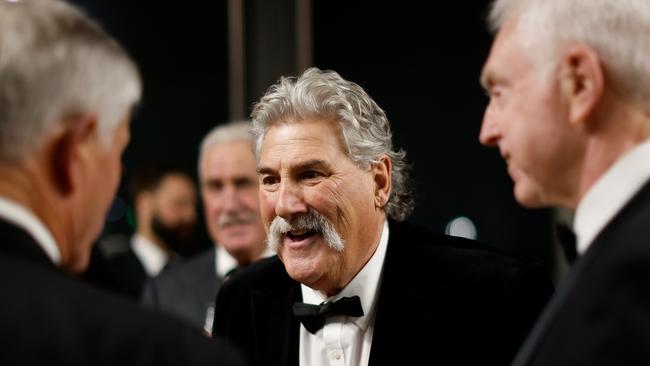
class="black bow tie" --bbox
[292,295,364,334]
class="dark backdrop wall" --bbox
[67,0,555,270]
[311,1,553,267]
[69,0,229,255]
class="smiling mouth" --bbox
[286,229,318,242]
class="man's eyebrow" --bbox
[256,166,274,175]
[256,159,330,175]
[296,159,329,171]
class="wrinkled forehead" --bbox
[258,119,350,167]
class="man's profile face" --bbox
[149,174,198,252]
[200,140,267,264]
[479,16,583,208]
[257,119,379,294]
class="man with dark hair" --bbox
[0,1,242,365]
[87,165,198,300]
[213,67,553,366]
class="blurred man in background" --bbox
[480,0,650,364]
[142,121,271,332]
[87,165,198,300]
[0,1,242,365]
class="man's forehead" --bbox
[262,119,345,149]
[481,16,528,87]
[205,142,255,166]
[201,149,256,182]
[258,143,348,173]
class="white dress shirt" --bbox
[299,221,389,366]
[0,196,60,265]
[131,234,169,277]
[575,139,650,254]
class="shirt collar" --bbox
[214,243,275,278]
[215,244,237,278]
[0,196,60,265]
[131,233,169,276]
[575,139,650,254]
[301,220,389,331]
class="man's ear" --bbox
[372,155,392,209]
[559,44,604,127]
[51,114,98,195]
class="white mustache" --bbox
[217,211,256,228]
[266,209,345,252]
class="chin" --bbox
[285,264,321,288]
[279,251,319,280]
[514,184,548,208]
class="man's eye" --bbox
[261,176,279,185]
[301,171,323,180]
[205,181,222,192]
[488,86,504,100]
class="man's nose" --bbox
[274,181,308,220]
[222,186,242,213]
[479,108,501,147]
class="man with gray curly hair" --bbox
[0,1,242,365]
[213,67,553,366]
[481,0,650,365]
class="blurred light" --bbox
[106,196,127,223]
[445,216,477,240]
[126,204,136,230]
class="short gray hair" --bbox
[488,0,650,105]
[0,0,142,162]
[198,120,253,177]
[251,67,414,221]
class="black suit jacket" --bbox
[513,180,650,365]
[214,221,553,366]
[141,247,222,330]
[84,234,148,300]
[0,219,244,366]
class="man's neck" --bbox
[0,163,65,264]
[574,99,650,210]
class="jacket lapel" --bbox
[368,222,426,366]
[251,279,301,366]
[514,179,650,365]
[0,219,57,268]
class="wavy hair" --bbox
[251,68,414,221]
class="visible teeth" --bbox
[290,229,308,236]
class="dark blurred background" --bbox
[70,0,560,278]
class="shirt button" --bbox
[332,350,342,360]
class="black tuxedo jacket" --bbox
[513,180,650,365]
[141,247,222,330]
[84,234,148,300]
[0,219,244,366]
[213,221,553,366]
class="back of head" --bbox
[489,0,650,106]
[0,0,142,162]
[251,67,414,221]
